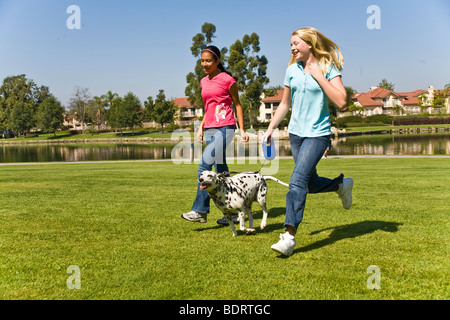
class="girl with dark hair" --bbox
[181,45,249,224]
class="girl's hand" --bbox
[308,62,325,81]
[240,129,249,142]
[196,127,204,143]
[262,129,272,145]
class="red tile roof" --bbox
[262,89,284,102]
[353,88,426,107]
[354,93,383,106]
[397,90,426,106]
[173,97,194,108]
[366,88,393,98]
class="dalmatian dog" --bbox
[198,171,289,237]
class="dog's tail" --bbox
[263,176,289,187]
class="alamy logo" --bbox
[66,5,81,30]
[366,265,381,290]
[366,5,381,30]
[170,121,280,175]
[66,265,81,289]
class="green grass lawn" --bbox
[0,158,448,300]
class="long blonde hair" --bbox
[289,27,343,74]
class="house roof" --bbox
[366,88,394,98]
[354,93,384,107]
[173,97,194,108]
[353,87,427,107]
[397,90,426,106]
[262,89,284,102]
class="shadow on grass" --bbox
[293,220,403,255]
[193,207,288,234]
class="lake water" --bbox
[0,133,449,163]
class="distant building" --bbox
[63,114,83,130]
[173,97,203,126]
[258,89,284,123]
[349,86,449,116]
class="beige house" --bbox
[258,89,284,123]
[348,86,450,117]
[173,97,203,126]
[63,114,83,130]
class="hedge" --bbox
[393,117,450,126]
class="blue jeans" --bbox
[285,134,343,232]
[191,125,235,214]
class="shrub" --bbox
[336,115,364,128]
[365,114,393,124]
[393,116,450,126]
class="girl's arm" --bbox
[263,86,292,143]
[196,115,206,142]
[308,62,347,108]
[229,83,249,142]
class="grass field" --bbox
[0,158,448,300]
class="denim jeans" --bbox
[285,134,343,232]
[191,125,235,214]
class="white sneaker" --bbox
[337,178,353,210]
[181,211,207,223]
[271,232,296,257]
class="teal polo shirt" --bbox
[284,62,341,137]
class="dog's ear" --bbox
[217,172,228,181]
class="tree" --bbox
[378,78,395,91]
[330,86,357,116]
[9,102,34,137]
[431,88,449,112]
[0,74,49,133]
[227,33,269,127]
[36,95,65,136]
[89,96,108,130]
[68,87,91,133]
[144,90,178,133]
[102,90,119,111]
[392,105,404,116]
[418,88,449,114]
[106,92,142,135]
[263,86,283,97]
[101,90,119,130]
[348,103,365,115]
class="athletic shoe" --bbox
[271,232,296,257]
[216,214,239,225]
[181,211,207,223]
[337,178,353,210]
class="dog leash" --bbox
[224,135,274,176]
[223,157,270,177]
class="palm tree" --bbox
[102,90,119,111]
[92,96,107,130]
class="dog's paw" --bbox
[245,228,256,235]
[260,223,266,230]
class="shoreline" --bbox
[0,126,449,145]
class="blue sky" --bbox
[0,0,449,106]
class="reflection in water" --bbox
[331,133,450,156]
[0,133,449,162]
